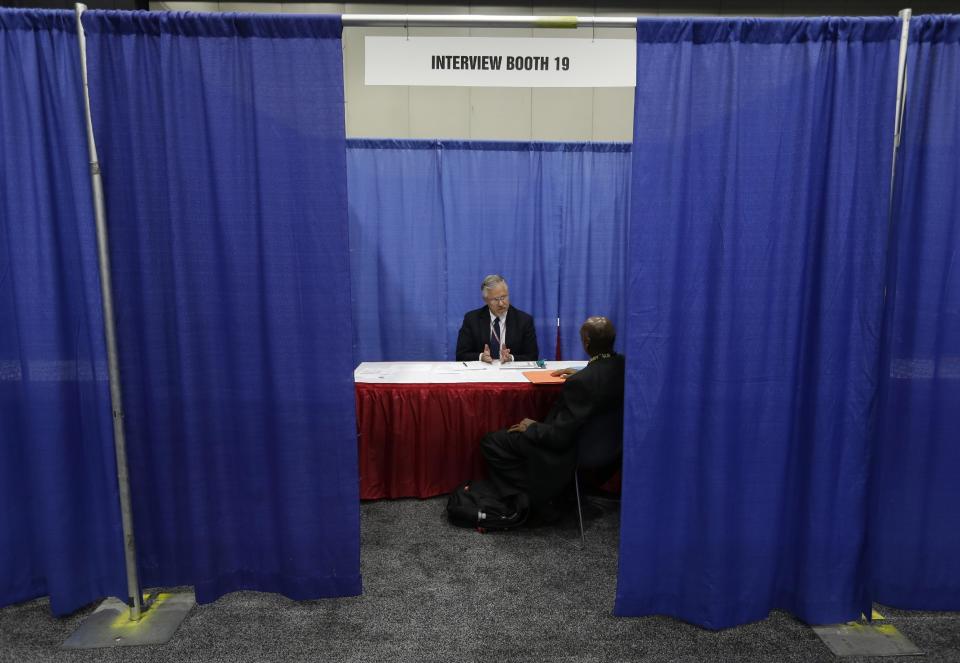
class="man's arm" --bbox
[455,313,478,361]
[521,376,595,451]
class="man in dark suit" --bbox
[479,316,625,510]
[455,274,539,363]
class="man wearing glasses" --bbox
[455,274,539,363]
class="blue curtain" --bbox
[82,11,360,603]
[616,18,901,629]
[347,140,631,362]
[551,145,631,359]
[0,9,125,615]
[348,142,447,360]
[868,15,960,610]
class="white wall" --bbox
[150,1,931,141]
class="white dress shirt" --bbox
[481,310,508,361]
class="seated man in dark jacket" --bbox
[455,274,539,363]
[479,316,625,511]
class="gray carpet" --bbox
[2,497,959,662]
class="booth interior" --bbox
[1,0,958,646]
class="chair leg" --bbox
[574,470,584,542]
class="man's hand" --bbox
[550,368,577,378]
[500,345,513,363]
[508,418,537,433]
[481,344,493,363]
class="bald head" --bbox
[580,316,616,357]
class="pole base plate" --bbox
[62,591,195,649]
[813,610,922,657]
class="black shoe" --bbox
[527,499,567,526]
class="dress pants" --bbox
[479,429,531,498]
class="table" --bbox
[354,361,585,499]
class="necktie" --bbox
[490,317,501,360]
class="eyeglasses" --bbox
[487,295,509,303]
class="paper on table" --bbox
[355,363,440,378]
[393,363,439,373]
[497,361,541,370]
[522,371,566,384]
[433,361,489,374]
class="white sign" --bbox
[365,36,636,88]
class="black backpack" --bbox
[446,479,530,532]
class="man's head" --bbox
[481,274,510,317]
[580,316,616,357]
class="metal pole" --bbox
[889,8,912,213]
[73,2,143,623]
[341,14,637,28]
[880,7,912,310]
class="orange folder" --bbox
[522,370,566,384]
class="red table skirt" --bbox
[356,382,562,499]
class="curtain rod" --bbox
[340,13,917,28]
[341,15,638,28]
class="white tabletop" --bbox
[354,360,587,384]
